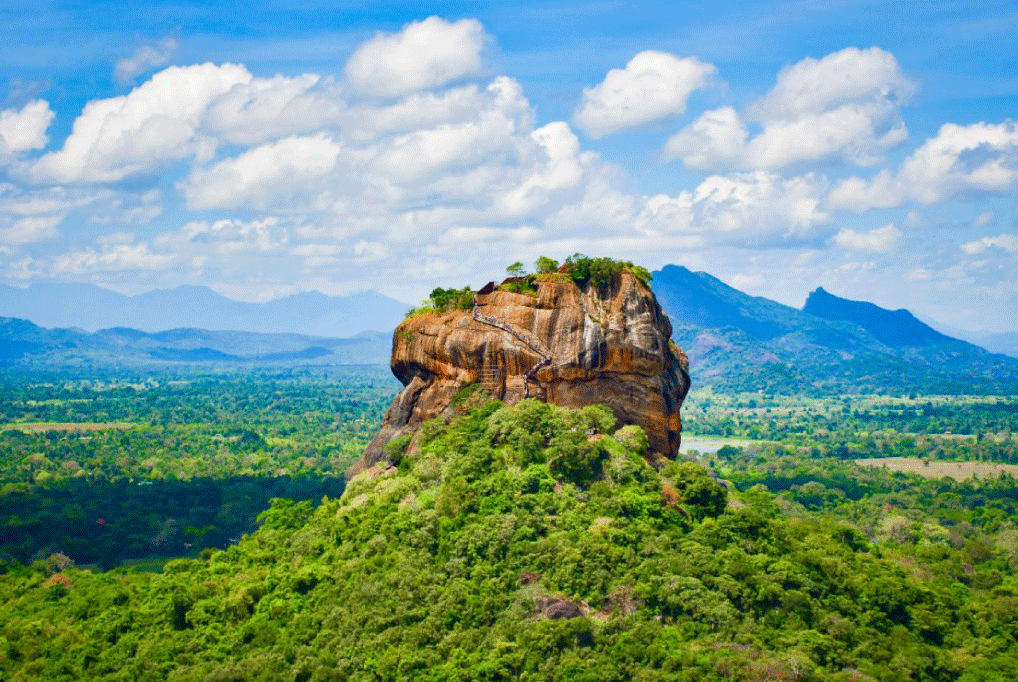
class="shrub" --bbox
[561,254,652,290]
[405,286,474,318]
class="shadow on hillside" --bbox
[0,474,345,570]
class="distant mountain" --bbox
[652,265,1018,394]
[0,317,390,368]
[803,287,953,347]
[0,283,409,337]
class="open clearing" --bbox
[0,422,135,433]
[681,436,768,455]
[855,457,1018,481]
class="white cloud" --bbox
[573,50,715,138]
[497,122,584,217]
[7,33,946,302]
[961,234,1018,255]
[52,243,177,275]
[115,37,178,85]
[662,106,746,169]
[830,120,1018,210]
[344,17,487,98]
[748,46,912,120]
[0,184,98,216]
[371,86,522,185]
[344,84,498,141]
[0,100,55,155]
[833,223,901,252]
[666,47,912,170]
[170,217,287,254]
[183,134,342,210]
[0,214,63,245]
[30,63,252,184]
[973,211,995,227]
[639,171,831,246]
[204,73,344,145]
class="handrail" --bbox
[473,295,552,397]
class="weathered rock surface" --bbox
[359,272,690,468]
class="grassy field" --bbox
[855,456,1018,481]
[0,422,135,433]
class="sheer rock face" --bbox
[360,272,690,468]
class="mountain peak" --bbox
[803,287,950,348]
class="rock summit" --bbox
[361,268,690,467]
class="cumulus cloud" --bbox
[0,100,55,155]
[9,53,844,293]
[371,78,527,186]
[12,22,979,305]
[573,51,715,138]
[0,214,63,245]
[30,63,252,184]
[833,223,901,252]
[344,17,487,98]
[205,73,344,145]
[666,47,913,170]
[183,134,342,210]
[115,37,178,85]
[961,234,1018,255]
[497,122,584,217]
[638,171,831,246]
[662,106,746,169]
[830,120,1018,210]
[168,217,287,254]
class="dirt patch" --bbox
[855,457,1018,481]
[1,422,135,433]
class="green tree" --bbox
[535,256,559,274]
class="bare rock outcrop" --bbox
[360,271,690,468]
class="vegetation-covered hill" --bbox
[4,398,1017,681]
[652,265,1018,395]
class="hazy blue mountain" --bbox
[0,317,390,368]
[803,286,953,348]
[651,265,1018,394]
[0,283,409,337]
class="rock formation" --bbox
[360,271,690,468]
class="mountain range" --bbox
[0,317,390,369]
[0,282,408,337]
[651,264,1018,394]
[2,269,1016,394]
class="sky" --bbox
[0,0,1016,332]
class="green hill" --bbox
[3,399,1016,681]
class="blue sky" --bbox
[0,0,1016,332]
